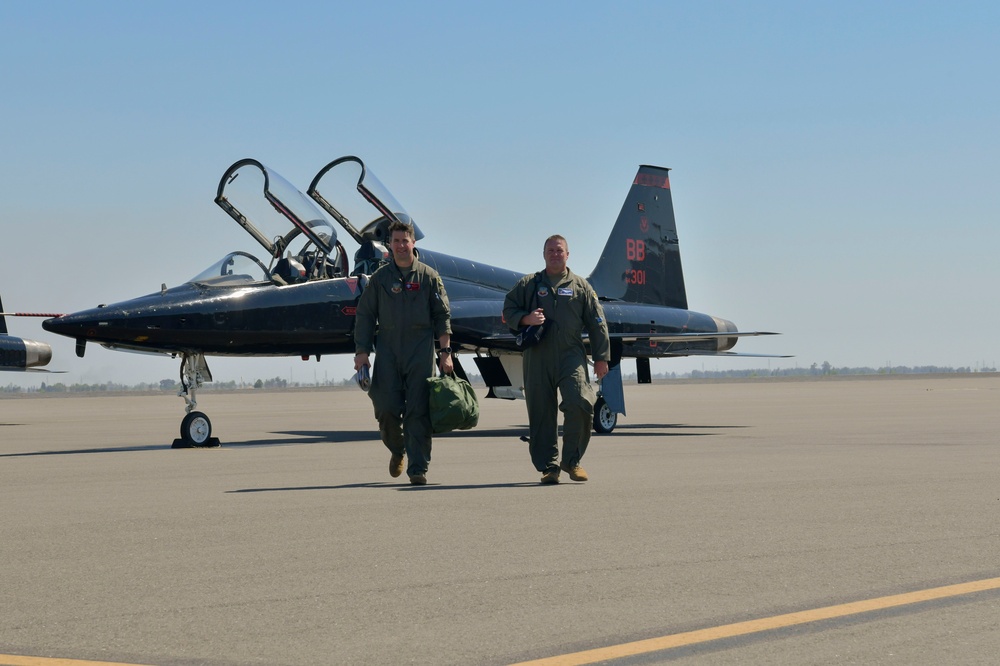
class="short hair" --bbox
[388,220,415,239]
[544,234,568,251]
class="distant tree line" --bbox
[2,364,995,394]
[0,377,314,394]
[641,362,996,381]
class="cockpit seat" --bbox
[352,241,390,278]
[334,241,350,277]
[273,257,307,284]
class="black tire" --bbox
[593,396,617,434]
[180,411,213,447]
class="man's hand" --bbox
[594,360,609,380]
[354,352,370,372]
[439,353,454,375]
[521,308,546,326]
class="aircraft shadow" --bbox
[224,424,736,447]
[591,423,748,438]
[0,424,748,458]
[225,430,382,447]
[0,444,170,458]
[225,428,531,446]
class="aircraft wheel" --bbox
[180,411,213,447]
[593,396,617,434]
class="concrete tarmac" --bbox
[1,375,999,665]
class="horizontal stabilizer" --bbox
[483,331,780,344]
[681,350,794,358]
[604,331,781,343]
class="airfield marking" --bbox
[0,657,152,666]
[510,576,1000,665]
[4,578,999,666]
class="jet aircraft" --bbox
[1,296,56,372]
[43,157,783,447]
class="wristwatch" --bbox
[438,347,452,355]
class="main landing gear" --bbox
[593,395,617,434]
[171,352,220,448]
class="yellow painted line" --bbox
[511,576,1000,665]
[0,657,153,666]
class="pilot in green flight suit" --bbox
[354,221,452,486]
[503,235,610,484]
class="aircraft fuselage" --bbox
[43,247,734,360]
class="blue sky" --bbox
[2,1,998,387]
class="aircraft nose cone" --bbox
[42,316,66,334]
[43,315,75,335]
[43,310,100,338]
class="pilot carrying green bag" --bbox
[427,372,480,434]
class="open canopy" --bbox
[215,159,338,259]
[307,156,422,244]
[200,156,423,287]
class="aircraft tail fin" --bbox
[586,165,687,310]
[0,295,7,335]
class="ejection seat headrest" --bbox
[274,257,307,284]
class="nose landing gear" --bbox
[171,352,221,448]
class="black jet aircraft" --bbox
[1,295,56,372]
[43,157,782,446]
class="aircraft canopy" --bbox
[307,156,423,244]
[215,159,338,260]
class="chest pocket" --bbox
[539,284,586,326]
[383,278,432,329]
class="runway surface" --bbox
[2,374,999,665]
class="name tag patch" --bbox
[557,287,573,296]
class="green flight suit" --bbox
[355,259,451,477]
[503,269,611,474]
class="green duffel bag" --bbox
[427,373,480,434]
